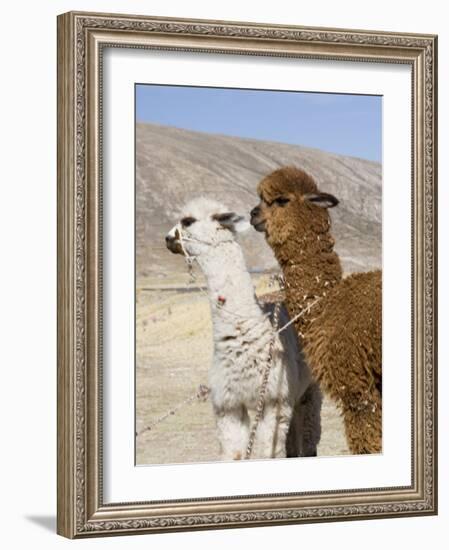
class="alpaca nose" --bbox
[165,234,182,255]
[250,206,260,218]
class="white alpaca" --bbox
[166,198,321,460]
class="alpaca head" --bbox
[165,197,249,258]
[250,166,339,247]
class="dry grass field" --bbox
[136,273,349,465]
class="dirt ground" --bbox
[136,274,349,465]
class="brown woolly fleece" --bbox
[253,166,382,454]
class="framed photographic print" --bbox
[57,11,438,538]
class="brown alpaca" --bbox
[250,166,382,454]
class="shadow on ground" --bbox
[25,515,56,533]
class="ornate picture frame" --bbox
[57,11,437,538]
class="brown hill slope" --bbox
[136,123,381,279]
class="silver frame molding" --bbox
[57,11,438,538]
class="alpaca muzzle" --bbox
[165,230,184,255]
[250,205,266,232]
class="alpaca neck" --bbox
[195,241,263,328]
[273,228,343,335]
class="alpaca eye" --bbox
[274,197,290,206]
[181,216,196,227]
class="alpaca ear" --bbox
[212,212,250,233]
[304,192,339,208]
[233,218,251,233]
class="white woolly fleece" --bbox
[167,198,322,460]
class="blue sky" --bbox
[136,84,382,162]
